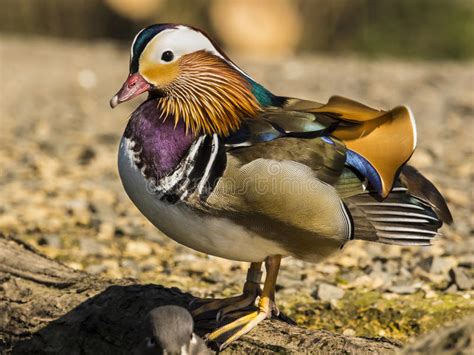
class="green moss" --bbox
[280,290,474,342]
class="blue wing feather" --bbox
[345,150,382,194]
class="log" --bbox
[0,234,401,354]
[401,316,474,354]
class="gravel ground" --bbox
[0,36,473,342]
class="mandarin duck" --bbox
[111,24,452,349]
[135,306,211,355]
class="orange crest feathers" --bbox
[157,51,261,136]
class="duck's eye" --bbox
[161,50,174,62]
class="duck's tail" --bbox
[345,165,452,246]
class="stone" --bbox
[343,328,356,336]
[38,234,61,249]
[97,222,116,240]
[445,284,458,294]
[387,283,421,295]
[0,214,19,230]
[121,259,139,277]
[65,199,92,226]
[382,292,399,300]
[347,274,385,290]
[125,241,153,257]
[369,270,392,288]
[85,264,107,275]
[449,267,473,291]
[65,262,83,271]
[316,264,340,275]
[80,238,106,256]
[413,266,449,285]
[384,259,400,275]
[334,255,358,268]
[77,147,96,165]
[458,255,474,269]
[312,283,345,302]
[418,256,457,274]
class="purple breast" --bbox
[124,99,196,180]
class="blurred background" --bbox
[1,0,473,59]
[1,0,473,344]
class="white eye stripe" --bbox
[130,27,146,60]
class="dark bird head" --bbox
[135,305,211,355]
[111,24,278,136]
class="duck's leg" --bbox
[207,256,281,350]
[191,262,262,320]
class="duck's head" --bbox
[135,306,210,355]
[111,24,276,135]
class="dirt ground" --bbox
[0,36,473,343]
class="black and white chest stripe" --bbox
[149,134,227,203]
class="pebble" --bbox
[0,215,19,230]
[382,292,399,300]
[445,284,458,294]
[348,275,384,290]
[449,267,473,291]
[423,289,438,299]
[86,264,107,274]
[101,259,122,278]
[334,256,358,268]
[77,147,96,165]
[80,237,107,256]
[115,221,144,238]
[343,328,356,336]
[120,259,139,272]
[413,266,448,285]
[387,283,421,295]
[312,283,345,302]
[65,262,83,270]
[316,264,340,275]
[139,259,161,273]
[125,240,153,256]
[38,234,62,248]
[65,199,92,226]
[98,222,116,240]
[418,256,457,275]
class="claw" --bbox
[191,291,258,320]
[194,259,283,349]
[275,310,297,325]
[218,311,268,350]
[190,279,261,321]
[207,297,273,350]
